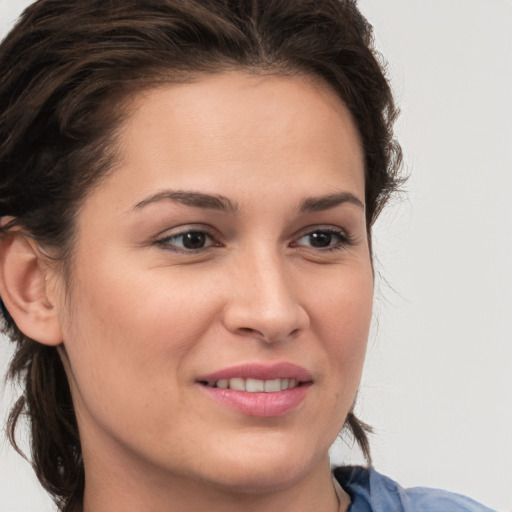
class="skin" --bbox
[44,72,373,511]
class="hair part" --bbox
[0,0,401,508]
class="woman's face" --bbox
[53,72,373,494]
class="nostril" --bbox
[238,327,263,337]
[224,300,310,344]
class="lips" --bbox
[196,363,313,417]
[197,362,313,384]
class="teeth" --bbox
[207,377,301,392]
[246,378,264,392]
[264,379,281,392]
[229,378,245,391]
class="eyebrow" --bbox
[299,191,364,213]
[132,189,363,215]
[133,190,240,214]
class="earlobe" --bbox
[0,230,63,346]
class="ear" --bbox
[0,228,63,346]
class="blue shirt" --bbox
[334,466,497,512]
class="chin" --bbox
[206,464,312,495]
[194,436,330,494]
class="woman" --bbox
[0,1,498,511]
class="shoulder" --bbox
[333,466,497,512]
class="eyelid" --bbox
[290,225,354,250]
[154,224,223,253]
[152,223,354,254]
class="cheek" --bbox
[57,270,223,457]
[57,261,218,405]
[307,264,373,380]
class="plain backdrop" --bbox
[0,1,511,511]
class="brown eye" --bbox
[308,231,334,248]
[181,231,208,249]
[157,230,217,252]
[295,229,351,250]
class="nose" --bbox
[222,249,310,344]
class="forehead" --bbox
[119,72,363,183]
[82,71,365,221]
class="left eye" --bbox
[157,230,215,251]
[295,229,348,249]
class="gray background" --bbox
[1,0,511,511]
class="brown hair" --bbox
[0,0,402,509]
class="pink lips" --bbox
[197,362,313,383]
[196,363,313,417]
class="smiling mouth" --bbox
[197,365,313,416]
[199,378,302,392]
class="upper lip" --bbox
[196,362,313,383]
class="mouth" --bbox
[199,377,301,392]
[196,363,313,417]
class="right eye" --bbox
[155,229,219,252]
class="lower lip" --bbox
[199,384,311,417]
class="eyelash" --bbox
[292,227,354,252]
[155,228,220,254]
[154,226,354,254]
